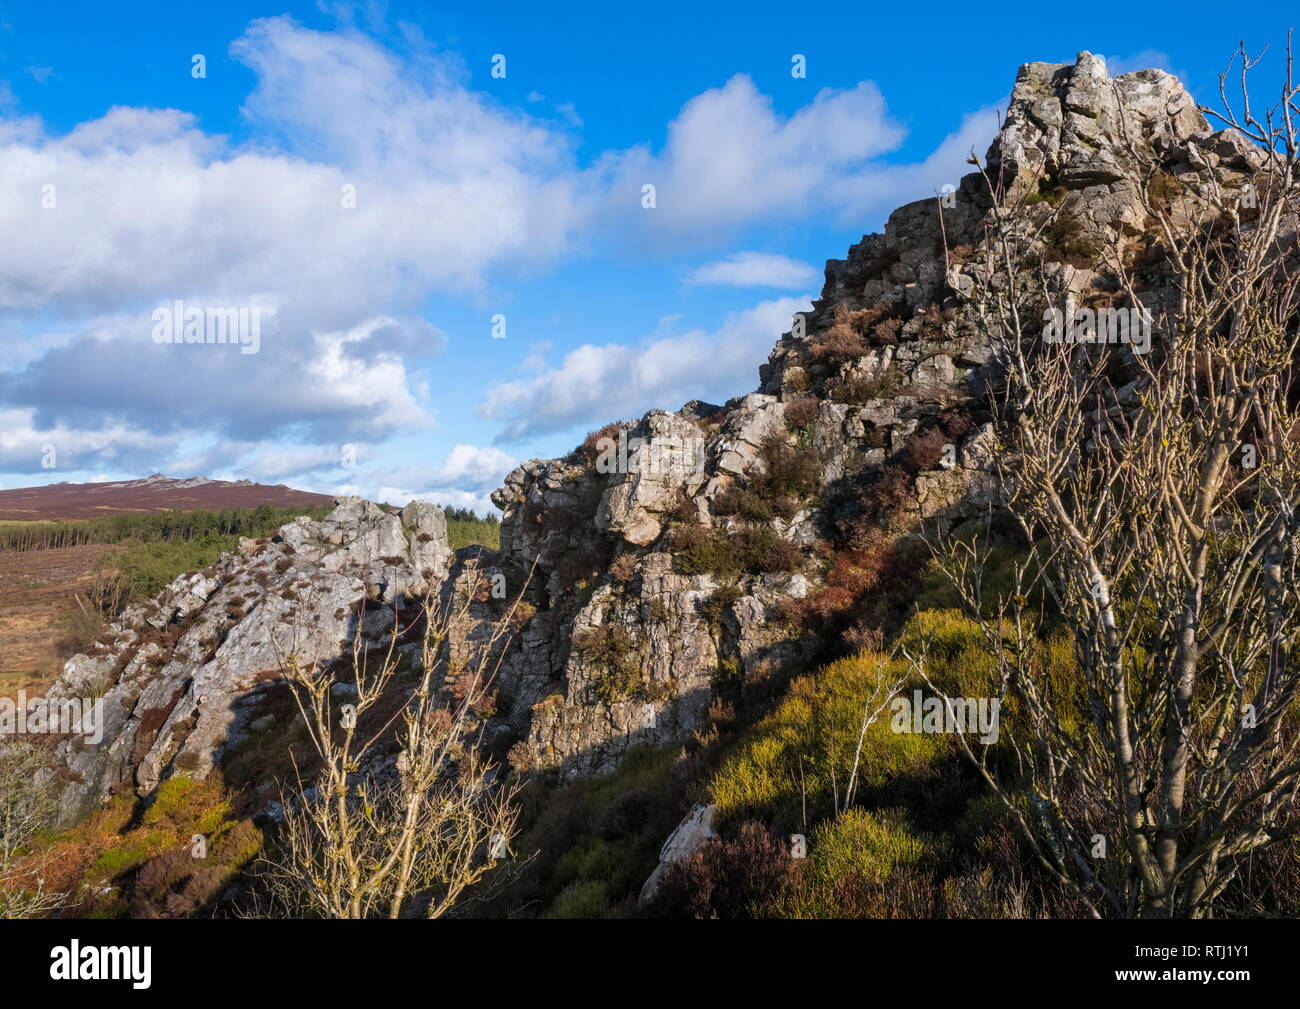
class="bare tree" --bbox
[842,645,910,814]
[0,740,68,918]
[929,42,1300,917]
[260,561,530,918]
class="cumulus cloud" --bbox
[235,443,360,482]
[323,444,518,513]
[478,296,810,441]
[685,252,818,289]
[0,18,581,322]
[826,103,1003,226]
[123,440,516,514]
[0,18,551,473]
[433,444,516,486]
[0,406,178,473]
[590,75,906,242]
[372,485,499,512]
[0,15,1003,486]
[0,312,434,452]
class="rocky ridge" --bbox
[36,52,1267,826]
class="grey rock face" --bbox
[993,54,1209,189]
[596,411,708,546]
[44,497,454,827]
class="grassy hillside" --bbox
[480,522,1104,919]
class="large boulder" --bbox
[596,411,708,546]
[638,803,717,905]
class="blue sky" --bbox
[1,1,1296,511]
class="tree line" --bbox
[0,504,333,553]
[0,503,499,553]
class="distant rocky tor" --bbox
[0,473,334,521]
[40,53,1257,833]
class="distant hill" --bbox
[0,474,334,521]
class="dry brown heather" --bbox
[0,541,123,697]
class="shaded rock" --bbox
[638,803,717,905]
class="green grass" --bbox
[709,648,948,833]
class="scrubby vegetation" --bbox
[572,624,642,702]
[471,534,1105,919]
[670,434,818,578]
[102,537,239,606]
[6,771,262,919]
[486,743,706,918]
[648,582,1090,918]
[809,304,903,368]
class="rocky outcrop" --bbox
[992,54,1209,204]
[38,52,1274,827]
[596,411,709,545]
[41,497,453,827]
[482,52,1271,780]
[490,397,823,777]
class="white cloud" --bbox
[478,296,810,441]
[0,16,1006,484]
[1101,50,1177,77]
[0,18,555,471]
[685,252,818,289]
[370,485,498,514]
[0,310,436,455]
[236,443,357,481]
[0,406,177,472]
[826,103,1002,226]
[589,75,907,241]
[433,444,516,486]
[318,443,518,514]
[0,18,582,323]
